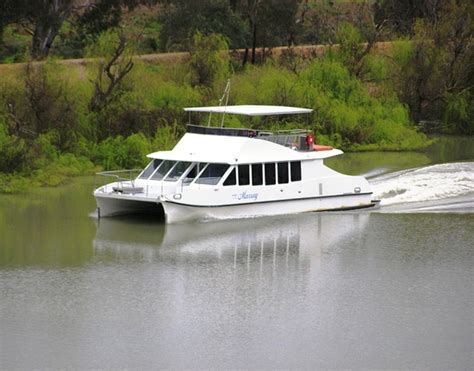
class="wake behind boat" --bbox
[94,105,378,223]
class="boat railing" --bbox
[186,124,313,150]
[258,129,312,150]
[94,169,143,194]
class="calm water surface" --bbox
[1,136,473,369]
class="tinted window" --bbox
[252,164,263,186]
[183,162,206,184]
[151,160,176,180]
[290,161,301,181]
[165,161,191,182]
[139,159,162,179]
[196,163,229,185]
[238,165,250,185]
[278,162,289,184]
[223,168,237,186]
[265,163,276,185]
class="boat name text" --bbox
[232,191,259,201]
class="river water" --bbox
[1,136,473,369]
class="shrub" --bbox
[152,124,179,151]
[93,133,151,170]
[189,32,229,88]
[0,116,28,173]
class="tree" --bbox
[189,32,229,88]
[73,0,157,48]
[0,0,153,60]
[1,61,80,152]
[0,0,29,49]
[390,0,474,133]
[159,0,301,64]
[0,0,82,60]
[233,0,301,65]
[88,29,135,113]
[335,2,386,79]
[159,0,248,51]
[374,0,444,35]
[30,0,78,60]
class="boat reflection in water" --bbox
[93,213,370,272]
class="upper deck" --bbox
[187,124,314,151]
[146,105,340,164]
[185,104,318,151]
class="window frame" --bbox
[223,166,237,186]
[264,162,276,186]
[163,161,192,182]
[183,162,208,185]
[290,161,302,182]
[195,163,230,186]
[277,162,289,184]
[251,163,263,186]
[138,159,163,180]
[238,164,250,186]
[150,160,177,181]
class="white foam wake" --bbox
[370,162,474,206]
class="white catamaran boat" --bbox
[94,105,378,223]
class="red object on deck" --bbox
[313,144,333,151]
[305,134,314,146]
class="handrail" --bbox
[259,132,312,150]
[94,168,143,193]
[259,129,310,135]
[96,168,143,176]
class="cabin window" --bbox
[164,161,191,182]
[150,160,176,180]
[183,162,206,184]
[265,163,276,185]
[252,164,263,186]
[290,161,302,182]
[278,162,289,184]
[238,165,250,185]
[139,159,162,179]
[196,163,229,185]
[223,168,237,186]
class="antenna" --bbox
[206,78,231,127]
[220,79,231,128]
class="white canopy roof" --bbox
[147,133,342,164]
[184,105,313,116]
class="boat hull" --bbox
[161,193,374,223]
[95,193,163,217]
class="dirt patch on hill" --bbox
[0,42,395,74]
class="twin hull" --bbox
[94,170,373,223]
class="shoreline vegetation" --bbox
[0,1,472,194]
